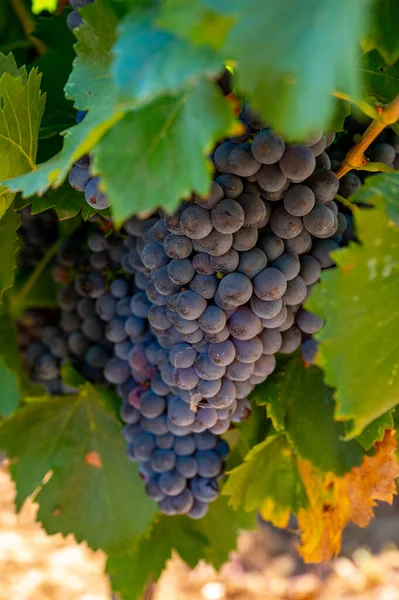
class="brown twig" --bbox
[335,92,399,179]
[9,0,46,56]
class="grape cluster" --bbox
[24,221,243,517]
[135,111,345,419]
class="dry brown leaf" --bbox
[297,430,399,563]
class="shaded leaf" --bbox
[360,50,399,105]
[2,1,122,198]
[350,172,399,224]
[0,205,19,299]
[256,355,363,474]
[0,362,20,417]
[307,198,399,436]
[362,0,399,65]
[0,381,157,551]
[198,495,256,569]
[107,515,207,600]
[223,434,307,528]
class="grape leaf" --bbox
[362,0,399,65]
[0,381,157,551]
[197,495,256,569]
[31,13,76,138]
[0,290,41,417]
[94,81,236,223]
[223,433,307,528]
[0,362,20,417]
[2,1,123,198]
[158,0,368,138]
[112,11,223,107]
[353,411,394,450]
[360,50,399,105]
[157,0,235,51]
[0,61,45,215]
[255,355,363,475]
[297,431,399,562]
[0,205,19,299]
[307,199,399,437]
[107,515,207,600]
[107,496,255,599]
[350,172,399,224]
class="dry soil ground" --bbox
[2,463,399,600]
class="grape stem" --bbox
[9,0,46,56]
[335,92,399,179]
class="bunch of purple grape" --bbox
[24,221,247,517]
[134,108,347,412]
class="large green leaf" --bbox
[0,59,45,215]
[107,515,207,600]
[360,50,399,105]
[94,81,236,223]
[350,172,399,224]
[159,0,369,137]
[0,378,156,551]
[307,198,399,437]
[112,11,223,106]
[223,434,307,523]
[197,495,256,568]
[157,0,235,50]
[254,355,363,475]
[0,362,20,417]
[0,205,20,299]
[2,1,122,198]
[0,293,24,418]
[107,495,255,600]
[362,0,399,65]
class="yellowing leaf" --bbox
[223,434,307,529]
[297,430,399,563]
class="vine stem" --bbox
[334,92,399,179]
[9,0,46,56]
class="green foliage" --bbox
[0,57,45,215]
[223,434,307,521]
[362,0,399,65]
[307,191,399,437]
[254,355,363,474]
[112,11,223,106]
[158,0,368,138]
[0,368,157,550]
[107,496,255,600]
[94,81,236,223]
[0,206,20,299]
[360,50,399,105]
[1,2,399,596]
